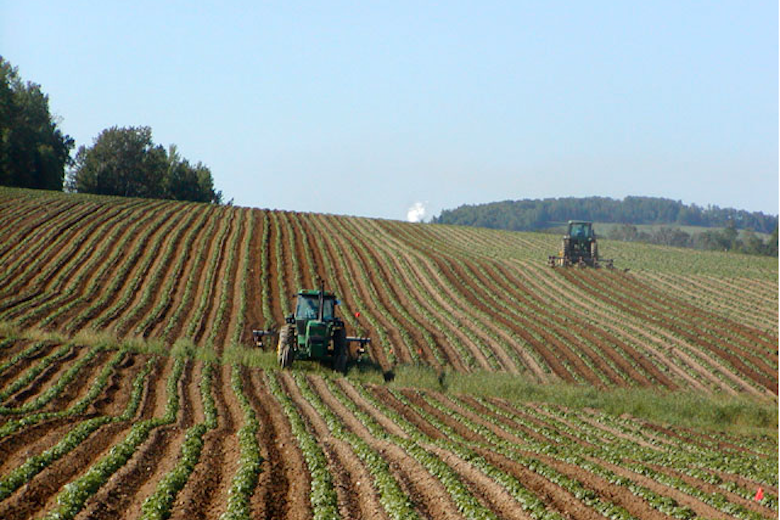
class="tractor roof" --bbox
[568,220,593,225]
[297,289,337,298]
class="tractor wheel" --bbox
[277,324,295,369]
[333,327,348,374]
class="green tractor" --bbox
[253,282,370,373]
[548,220,613,269]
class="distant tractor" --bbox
[252,282,370,373]
[548,220,614,269]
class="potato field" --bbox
[0,187,776,519]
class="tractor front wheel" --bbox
[277,324,295,369]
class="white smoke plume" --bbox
[406,202,426,223]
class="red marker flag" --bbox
[754,487,764,501]
[355,312,360,318]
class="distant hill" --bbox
[432,196,778,234]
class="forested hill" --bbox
[432,196,778,234]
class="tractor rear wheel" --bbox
[277,324,295,369]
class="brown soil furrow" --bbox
[572,271,777,393]
[288,212,316,287]
[0,199,77,260]
[271,210,294,317]
[244,369,312,520]
[0,201,102,297]
[303,214,388,370]
[264,210,284,324]
[299,213,330,285]
[216,209,250,351]
[77,203,193,333]
[462,256,626,384]
[453,394,551,445]
[0,341,58,390]
[170,363,241,520]
[89,352,144,417]
[533,405,667,450]
[0,201,143,320]
[137,205,216,340]
[113,205,205,339]
[644,463,776,517]
[518,261,727,394]
[190,211,236,343]
[0,419,75,476]
[0,345,81,410]
[0,353,144,477]
[434,253,583,383]
[584,455,735,520]
[38,349,113,414]
[334,217,442,368]
[511,263,679,389]
[158,207,224,343]
[426,444,535,520]
[192,210,237,345]
[399,245,530,375]
[279,211,306,289]
[297,373,458,520]
[343,218,472,372]
[342,374,528,520]
[478,449,612,520]
[639,272,775,332]
[593,270,778,360]
[369,221,502,372]
[14,202,170,331]
[482,396,598,448]
[279,373,386,520]
[322,214,426,366]
[488,260,661,387]
[146,207,217,340]
[76,358,195,520]
[0,200,93,283]
[368,385,449,441]
[0,355,165,520]
[242,209,266,341]
[57,203,183,334]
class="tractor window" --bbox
[296,297,318,320]
[321,299,335,320]
[569,223,592,238]
[295,296,336,320]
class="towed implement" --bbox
[252,281,370,373]
[548,220,614,269]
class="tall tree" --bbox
[68,127,222,204]
[69,126,167,198]
[0,57,74,190]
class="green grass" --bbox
[381,366,778,436]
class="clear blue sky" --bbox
[2,1,777,220]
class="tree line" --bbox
[434,196,777,233]
[0,57,221,204]
[606,223,778,256]
[434,196,778,256]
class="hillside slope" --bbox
[0,187,776,396]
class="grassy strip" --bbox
[352,366,778,435]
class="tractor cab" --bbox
[568,221,594,239]
[293,290,338,336]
